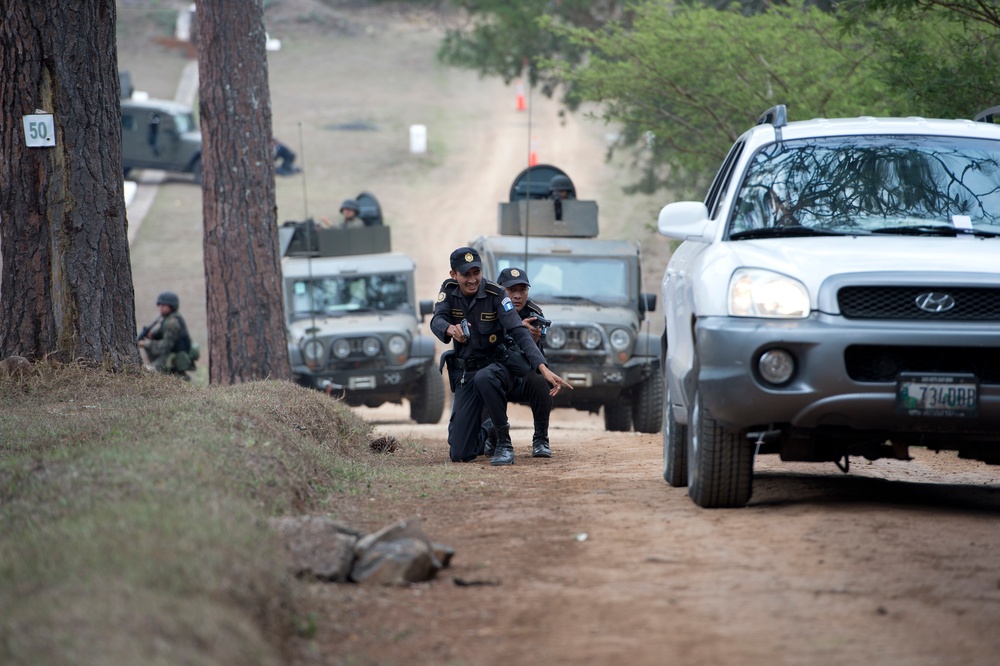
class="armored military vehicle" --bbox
[280,202,444,423]
[470,166,662,433]
[121,97,203,183]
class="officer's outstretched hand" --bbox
[539,364,573,396]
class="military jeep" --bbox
[470,166,663,433]
[121,97,203,183]
[279,212,444,424]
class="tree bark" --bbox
[0,0,140,368]
[196,0,292,384]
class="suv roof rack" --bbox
[973,106,1000,123]
[756,104,787,129]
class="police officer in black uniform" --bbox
[496,266,554,458]
[431,247,571,465]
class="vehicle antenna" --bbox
[522,64,534,275]
[297,121,310,220]
[296,120,317,336]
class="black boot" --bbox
[490,422,515,466]
[479,418,498,457]
[531,417,551,458]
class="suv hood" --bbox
[696,236,999,314]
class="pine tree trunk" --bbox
[196,0,292,384]
[0,0,140,368]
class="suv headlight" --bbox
[387,335,407,357]
[580,327,603,350]
[302,338,326,366]
[332,339,351,359]
[609,328,631,352]
[362,336,381,357]
[729,268,809,318]
[547,326,566,349]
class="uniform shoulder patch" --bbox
[502,296,514,312]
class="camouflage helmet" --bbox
[156,291,180,310]
[340,198,360,214]
[548,174,572,192]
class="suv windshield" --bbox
[290,273,410,318]
[496,254,631,305]
[729,135,1000,238]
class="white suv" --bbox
[657,105,1000,508]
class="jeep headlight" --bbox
[362,336,381,357]
[547,326,566,349]
[580,327,603,350]
[302,338,325,367]
[387,335,407,357]
[729,268,809,318]
[331,339,351,359]
[609,328,631,352]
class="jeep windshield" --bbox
[289,273,411,319]
[729,135,1000,239]
[495,254,631,306]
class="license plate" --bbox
[348,376,376,390]
[896,372,978,417]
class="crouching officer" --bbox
[138,291,198,380]
[495,266,554,458]
[431,247,571,465]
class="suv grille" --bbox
[838,286,1000,321]
[845,345,1000,384]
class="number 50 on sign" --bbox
[23,114,56,148]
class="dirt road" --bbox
[122,5,1000,665]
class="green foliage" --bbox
[839,0,1000,118]
[437,0,621,95]
[549,2,903,193]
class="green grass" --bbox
[0,362,395,666]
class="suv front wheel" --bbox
[687,389,754,508]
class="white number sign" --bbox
[23,114,56,147]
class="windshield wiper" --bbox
[729,226,849,241]
[871,225,999,238]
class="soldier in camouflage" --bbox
[139,291,195,379]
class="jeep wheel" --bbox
[632,371,663,434]
[663,380,687,487]
[687,389,753,508]
[409,369,445,424]
[603,398,632,432]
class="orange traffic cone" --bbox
[528,136,539,166]
[515,81,526,112]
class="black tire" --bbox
[191,157,203,185]
[410,368,445,424]
[123,167,133,178]
[686,389,754,508]
[603,397,632,432]
[663,380,687,487]
[632,370,664,434]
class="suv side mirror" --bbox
[419,299,434,320]
[657,201,716,243]
[639,292,657,314]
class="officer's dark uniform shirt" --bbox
[431,278,546,370]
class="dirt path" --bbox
[303,411,1000,666]
[121,6,1000,665]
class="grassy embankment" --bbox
[0,363,435,665]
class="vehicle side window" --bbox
[704,141,746,220]
[121,114,135,131]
